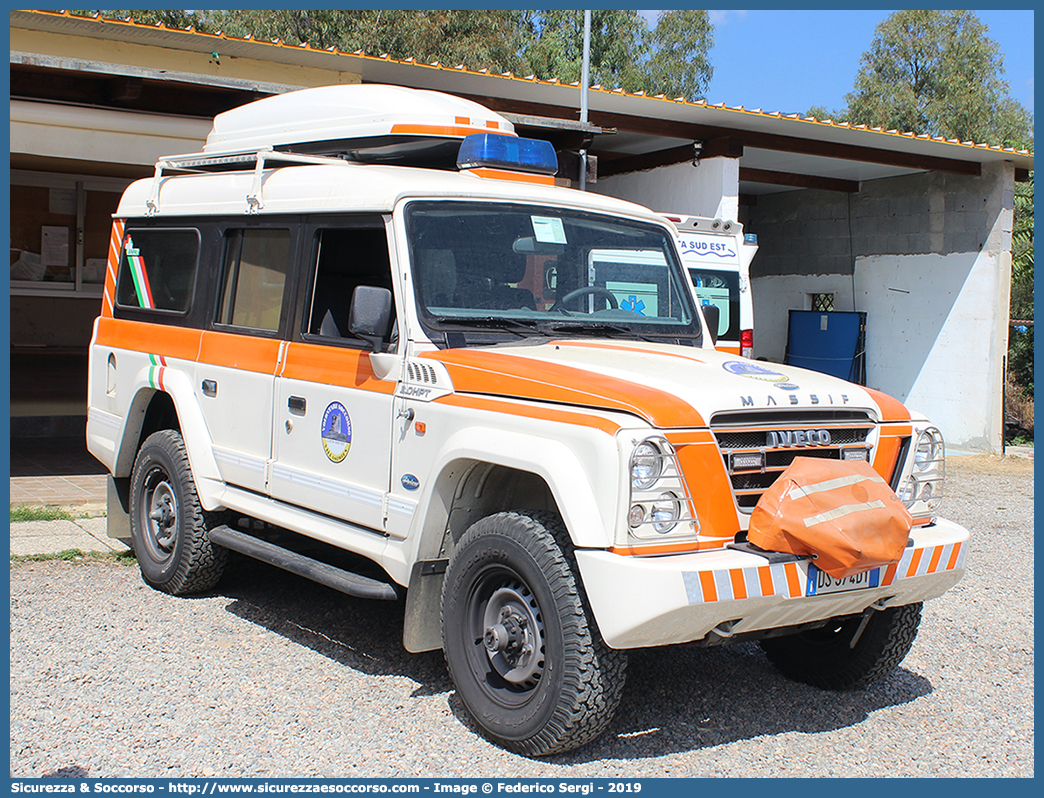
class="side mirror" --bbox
[701,303,720,345]
[349,285,394,352]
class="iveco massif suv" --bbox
[87,84,968,756]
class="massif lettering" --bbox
[741,393,849,407]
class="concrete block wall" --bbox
[747,162,1015,452]
[748,164,1013,278]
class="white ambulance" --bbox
[87,84,968,756]
[665,213,758,358]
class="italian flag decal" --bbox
[148,354,167,391]
[124,235,155,309]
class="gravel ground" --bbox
[10,461,1033,778]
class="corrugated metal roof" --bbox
[11,9,1033,172]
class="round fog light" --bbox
[650,492,681,533]
[629,505,646,527]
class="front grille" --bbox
[710,410,876,512]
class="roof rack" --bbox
[145,147,348,215]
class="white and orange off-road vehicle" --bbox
[88,85,967,756]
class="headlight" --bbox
[900,426,945,515]
[631,441,664,488]
[914,428,944,470]
[626,437,698,541]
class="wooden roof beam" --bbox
[455,93,982,178]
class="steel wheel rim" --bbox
[465,566,547,706]
[140,465,178,566]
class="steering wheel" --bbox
[550,285,619,313]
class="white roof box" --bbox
[203,84,515,157]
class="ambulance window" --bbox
[306,227,394,345]
[217,229,291,332]
[115,228,199,313]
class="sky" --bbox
[693,9,1035,118]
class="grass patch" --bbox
[10,549,137,565]
[10,504,75,522]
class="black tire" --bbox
[441,511,627,756]
[129,429,228,595]
[759,602,923,690]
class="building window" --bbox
[10,170,128,297]
[810,292,835,312]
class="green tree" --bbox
[208,10,527,73]
[72,9,214,30]
[519,10,713,99]
[845,10,1032,145]
[73,10,714,100]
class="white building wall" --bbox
[595,157,740,222]
[753,248,1009,450]
[10,100,210,167]
[747,163,1014,453]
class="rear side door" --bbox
[196,224,295,493]
[268,218,401,533]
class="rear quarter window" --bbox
[115,228,200,314]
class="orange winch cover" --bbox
[747,457,912,579]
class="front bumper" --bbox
[575,516,969,649]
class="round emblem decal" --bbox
[321,402,352,463]
[722,360,789,383]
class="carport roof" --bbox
[11,9,1034,196]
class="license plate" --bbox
[806,564,880,597]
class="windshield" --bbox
[406,201,700,344]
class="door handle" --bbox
[288,396,307,414]
[201,380,217,397]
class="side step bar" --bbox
[209,525,399,601]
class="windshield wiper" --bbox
[548,322,688,344]
[434,316,551,337]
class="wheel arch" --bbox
[402,426,621,654]
[114,368,223,508]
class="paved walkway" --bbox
[10,517,130,557]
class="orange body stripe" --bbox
[715,345,741,355]
[883,562,899,586]
[906,548,924,577]
[729,569,748,600]
[946,541,963,571]
[674,443,740,541]
[95,317,202,361]
[279,342,396,393]
[198,331,282,375]
[926,545,944,574]
[864,386,911,422]
[699,571,718,602]
[784,562,801,597]
[872,434,902,482]
[426,349,703,428]
[609,538,727,556]
[466,168,556,185]
[437,393,621,436]
[389,123,516,138]
[664,430,716,446]
[102,218,126,318]
[758,566,774,597]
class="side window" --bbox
[217,229,291,332]
[305,227,394,346]
[115,228,199,313]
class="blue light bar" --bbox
[456,133,558,176]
